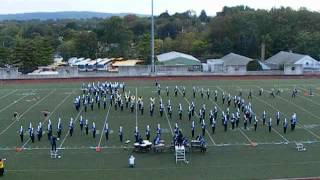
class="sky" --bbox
[0,0,319,15]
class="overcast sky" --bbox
[0,0,319,15]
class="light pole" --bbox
[151,0,155,74]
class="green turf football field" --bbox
[1,78,320,180]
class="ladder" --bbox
[50,150,59,159]
[175,146,186,163]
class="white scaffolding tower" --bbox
[175,146,186,163]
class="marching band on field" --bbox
[18,81,301,151]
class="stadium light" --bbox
[151,0,155,74]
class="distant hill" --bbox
[0,11,145,21]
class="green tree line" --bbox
[0,6,320,73]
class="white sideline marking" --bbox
[177,87,217,145]
[1,139,319,151]
[254,85,320,140]
[5,162,320,173]
[270,176,320,180]
[0,89,18,100]
[21,90,75,149]
[97,104,111,148]
[0,89,56,136]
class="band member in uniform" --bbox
[19,126,24,142]
[262,111,266,125]
[211,118,216,134]
[85,119,89,135]
[178,104,183,120]
[191,121,195,138]
[92,122,96,138]
[119,126,123,142]
[254,116,258,131]
[79,116,84,132]
[283,118,288,134]
[268,118,272,133]
[57,118,62,139]
[69,118,74,137]
[276,112,280,126]
[201,119,206,136]
[146,125,150,141]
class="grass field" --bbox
[1,78,320,180]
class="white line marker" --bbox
[97,104,111,148]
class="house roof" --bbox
[207,59,224,65]
[258,61,271,70]
[221,53,252,66]
[157,51,200,63]
[265,51,312,65]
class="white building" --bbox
[206,53,252,73]
[265,51,319,70]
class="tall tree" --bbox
[199,10,209,23]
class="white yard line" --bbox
[0,89,18,100]
[21,90,75,149]
[238,130,254,144]
[0,89,56,136]
[271,176,320,180]
[253,85,320,140]
[0,95,28,113]
[97,104,111,148]
[271,127,290,142]
[177,87,217,145]
[58,108,84,149]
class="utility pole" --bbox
[151,0,155,74]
